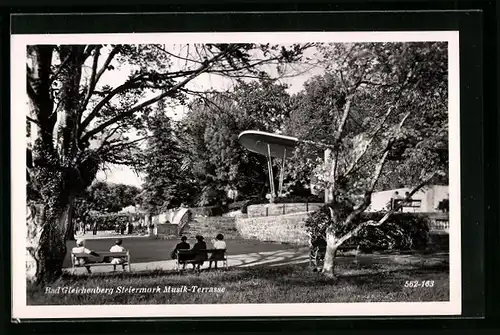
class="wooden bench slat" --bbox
[71,251,131,272]
[75,262,128,268]
[176,249,228,269]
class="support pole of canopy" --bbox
[278,148,286,197]
[267,144,276,198]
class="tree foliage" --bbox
[283,42,448,275]
[138,101,199,213]
[177,79,293,206]
[287,42,448,198]
[85,181,141,213]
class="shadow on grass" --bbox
[227,248,447,271]
[57,259,448,286]
[229,248,310,268]
[28,260,450,305]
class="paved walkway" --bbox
[64,248,448,275]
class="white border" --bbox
[11,31,461,319]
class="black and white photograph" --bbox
[11,30,460,318]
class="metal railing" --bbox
[430,219,449,231]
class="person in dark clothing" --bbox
[404,191,412,205]
[171,236,191,270]
[391,191,404,212]
[190,235,208,272]
[177,235,190,249]
[172,236,190,256]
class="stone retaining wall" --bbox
[181,217,240,239]
[156,224,178,238]
[235,212,310,245]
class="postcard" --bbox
[11,30,461,319]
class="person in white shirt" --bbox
[209,234,226,270]
[211,234,227,250]
[72,239,100,274]
[109,239,127,271]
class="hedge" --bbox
[241,198,268,214]
[273,194,324,204]
[190,205,227,217]
[305,205,430,252]
[87,213,136,231]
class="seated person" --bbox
[190,235,208,271]
[109,239,127,271]
[172,236,191,270]
[208,233,226,270]
[72,239,100,274]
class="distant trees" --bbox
[176,79,292,206]
[138,101,199,213]
[67,181,140,238]
[85,181,141,213]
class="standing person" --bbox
[190,235,208,272]
[310,236,327,272]
[392,191,403,212]
[404,191,414,211]
[109,239,127,271]
[208,233,226,270]
[72,239,100,274]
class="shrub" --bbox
[241,198,268,214]
[190,205,227,217]
[353,212,430,251]
[305,205,430,252]
[227,200,248,211]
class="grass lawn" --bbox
[29,256,449,305]
[63,237,297,267]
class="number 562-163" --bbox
[404,280,434,288]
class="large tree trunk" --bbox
[27,46,91,284]
[26,201,72,284]
[64,199,76,241]
[322,229,339,277]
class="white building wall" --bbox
[158,213,168,224]
[367,185,449,213]
[430,185,449,211]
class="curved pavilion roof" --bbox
[238,130,299,159]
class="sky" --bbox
[94,45,326,188]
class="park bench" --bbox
[71,251,131,273]
[176,249,228,270]
[309,244,359,268]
